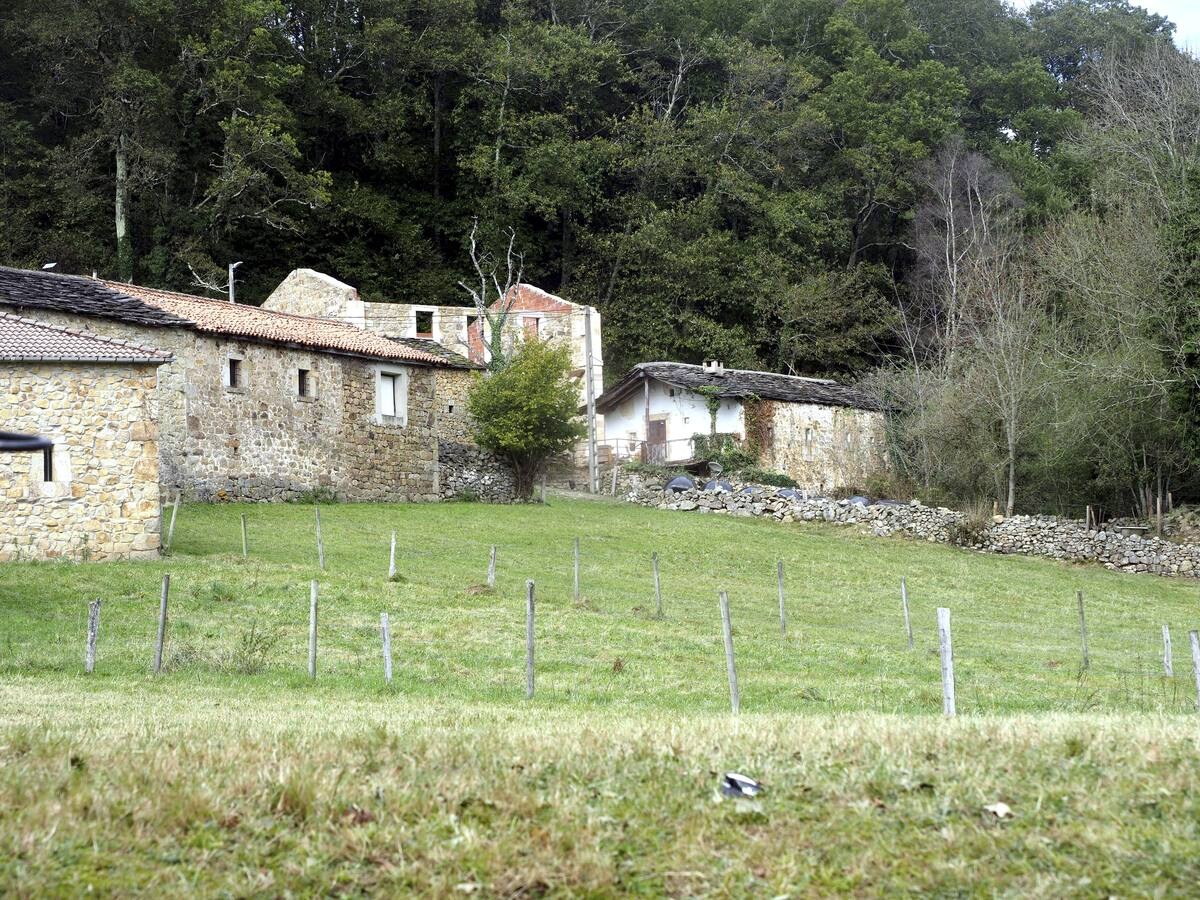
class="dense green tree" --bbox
[0,0,1188,386]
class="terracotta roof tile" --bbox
[0,311,172,364]
[103,280,452,366]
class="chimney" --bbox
[703,359,725,376]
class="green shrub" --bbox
[739,468,798,488]
[468,341,586,499]
[290,487,338,504]
[692,433,757,473]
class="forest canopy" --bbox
[2,0,1196,513]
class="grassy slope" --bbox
[3,498,1200,895]
[1,498,1198,713]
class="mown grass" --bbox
[1,497,1198,714]
[2,686,1199,896]
[3,497,1200,895]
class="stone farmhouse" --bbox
[0,311,172,561]
[0,265,481,559]
[595,361,886,493]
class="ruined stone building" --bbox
[595,361,886,493]
[263,268,605,486]
[263,268,603,410]
[0,266,477,558]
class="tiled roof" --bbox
[0,312,172,364]
[103,280,453,366]
[382,335,477,369]
[0,266,190,327]
[596,362,883,412]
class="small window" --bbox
[447,403,455,414]
[523,315,539,338]
[226,357,242,390]
[415,310,434,337]
[669,388,676,397]
[42,446,53,482]
[298,368,311,397]
[376,369,408,424]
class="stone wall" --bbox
[434,367,477,444]
[629,482,1200,578]
[438,440,517,501]
[759,401,887,493]
[18,310,442,502]
[0,362,163,561]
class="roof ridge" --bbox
[102,279,402,331]
[0,309,172,359]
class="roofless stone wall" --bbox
[628,482,1200,578]
[0,362,162,561]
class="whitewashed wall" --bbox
[602,378,744,461]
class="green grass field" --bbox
[3,497,1200,895]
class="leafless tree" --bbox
[1083,40,1200,214]
[457,218,525,370]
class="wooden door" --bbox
[647,420,667,462]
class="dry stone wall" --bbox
[438,440,517,501]
[629,481,1200,578]
[0,362,163,561]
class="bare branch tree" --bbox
[457,219,525,370]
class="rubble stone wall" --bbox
[629,482,1200,578]
[16,310,442,502]
[0,362,163,561]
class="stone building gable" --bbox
[0,362,163,561]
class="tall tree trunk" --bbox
[1006,427,1016,517]
[115,132,132,282]
[432,73,443,201]
[560,208,573,291]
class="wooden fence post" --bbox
[776,560,787,639]
[1190,630,1200,712]
[308,580,319,679]
[901,577,913,650]
[525,580,536,699]
[1076,590,1090,671]
[85,599,101,674]
[1163,624,1174,677]
[573,537,581,603]
[381,612,393,685]
[937,607,955,717]
[240,513,248,558]
[652,552,662,618]
[315,508,325,572]
[719,591,740,715]
[487,545,497,589]
[165,491,180,552]
[388,530,397,581]
[153,574,170,674]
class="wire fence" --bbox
[14,502,1200,717]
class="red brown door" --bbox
[647,420,667,463]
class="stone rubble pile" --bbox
[627,481,1200,579]
[438,440,517,502]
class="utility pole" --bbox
[583,306,598,493]
[228,261,243,304]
